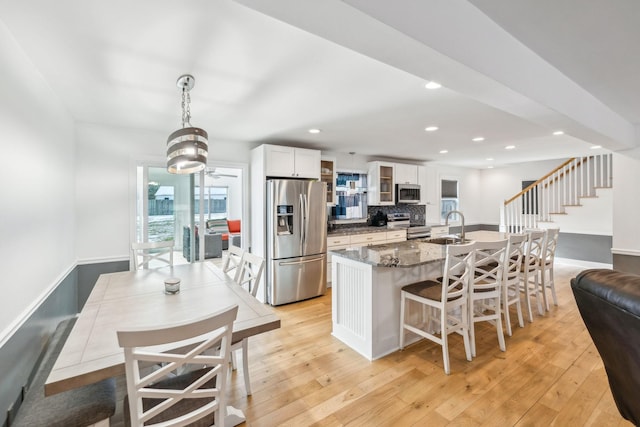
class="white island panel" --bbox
[331,252,443,360]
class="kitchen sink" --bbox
[426,236,473,245]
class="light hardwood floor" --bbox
[112,261,632,426]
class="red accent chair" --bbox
[227,219,241,247]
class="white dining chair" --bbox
[520,229,546,322]
[400,242,475,374]
[539,227,560,310]
[469,239,508,357]
[117,305,238,427]
[222,244,244,281]
[502,233,527,336]
[230,251,265,395]
[131,240,174,271]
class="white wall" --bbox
[612,153,640,255]
[75,123,254,262]
[0,21,76,340]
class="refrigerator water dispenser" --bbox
[276,205,293,235]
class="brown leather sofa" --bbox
[571,269,640,425]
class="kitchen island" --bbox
[330,230,507,360]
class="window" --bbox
[441,179,459,221]
[195,186,228,221]
[521,180,538,215]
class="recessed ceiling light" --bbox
[486,157,493,161]
[505,145,515,150]
[308,128,321,134]
[425,81,442,89]
[487,166,494,169]
[553,130,564,136]
[439,150,448,154]
[472,137,485,142]
[590,145,602,149]
[425,126,439,132]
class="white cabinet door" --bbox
[264,145,295,177]
[368,161,395,205]
[394,163,418,184]
[294,148,321,179]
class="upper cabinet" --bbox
[368,161,395,205]
[263,145,320,179]
[394,163,419,185]
[320,157,336,205]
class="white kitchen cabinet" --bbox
[430,225,450,237]
[326,229,407,285]
[321,157,336,206]
[394,163,419,184]
[263,144,320,179]
[368,161,395,206]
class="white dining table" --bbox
[45,261,280,426]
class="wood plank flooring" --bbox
[111,261,633,426]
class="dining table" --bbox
[45,261,281,426]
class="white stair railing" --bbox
[502,154,612,232]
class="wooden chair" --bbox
[520,230,546,322]
[222,244,244,282]
[117,305,238,427]
[400,242,475,374]
[539,227,560,310]
[469,239,508,357]
[131,240,174,271]
[502,233,527,336]
[230,251,265,395]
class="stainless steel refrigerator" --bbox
[266,179,327,305]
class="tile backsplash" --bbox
[367,205,426,226]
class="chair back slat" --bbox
[222,245,244,281]
[118,305,238,427]
[442,242,475,301]
[131,240,174,271]
[235,252,265,297]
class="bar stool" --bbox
[469,239,508,357]
[539,227,560,310]
[400,242,475,374]
[502,233,527,336]
[520,229,546,322]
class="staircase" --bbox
[501,154,613,232]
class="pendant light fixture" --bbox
[166,74,209,174]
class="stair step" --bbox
[562,204,582,207]
[548,212,567,215]
[579,195,598,199]
[593,186,612,189]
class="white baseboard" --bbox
[555,257,612,270]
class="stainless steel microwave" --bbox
[396,183,421,204]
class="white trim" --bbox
[0,262,76,348]
[76,256,130,265]
[611,248,640,256]
[555,257,612,270]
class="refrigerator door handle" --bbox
[303,194,310,248]
[299,193,305,253]
[278,256,324,266]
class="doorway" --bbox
[134,164,245,266]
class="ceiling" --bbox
[1,0,638,168]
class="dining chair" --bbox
[520,229,546,322]
[539,227,560,310]
[117,305,238,427]
[229,251,265,395]
[502,233,527,336]
[399,242,475,374]
[131,240,174,271]
[222,244,244,281]
[469,239,508,357]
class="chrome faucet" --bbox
[445,210,465,240]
